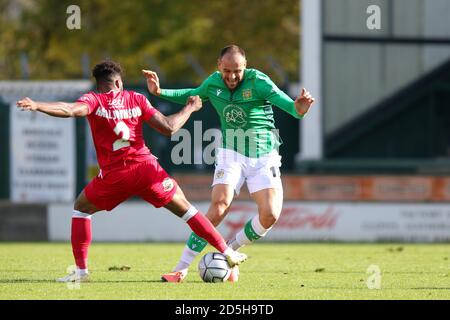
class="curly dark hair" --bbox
[92,60,123,84]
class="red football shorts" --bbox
[84,158,178,211]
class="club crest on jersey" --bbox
[216,89,222,96]
[216,169,225,179]
[162,178,174,192]
[242,89,252,100]
[223,104,247,128]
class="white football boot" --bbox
[224,250,248,267]
[56,271,90,283]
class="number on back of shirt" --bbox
[112,121,130,151]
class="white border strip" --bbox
[299,0,323,160]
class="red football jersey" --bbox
[77,90,157,172]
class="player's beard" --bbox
[225,78,239,90]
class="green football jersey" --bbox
[159,68,303,158]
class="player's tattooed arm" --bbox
[16,97,89,118]
[147,95,202,137]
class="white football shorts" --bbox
[212,148,283,195]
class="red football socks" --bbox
[186,212,228,253]
[71,217,92,269]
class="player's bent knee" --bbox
[74,192,99,214]
[73,203,96,215]
[211,198,231,212]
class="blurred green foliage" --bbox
[0,0,300,84]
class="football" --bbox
[198,252,231,283]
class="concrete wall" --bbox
[0,202,47,241]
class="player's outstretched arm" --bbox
[147,95,202,137]
[257,72,313,119]
[16,97,89,118]
[142,69,206,105]
[294,88,315,116]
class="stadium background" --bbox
[1,0,450,243]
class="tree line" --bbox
[0,0,300,85]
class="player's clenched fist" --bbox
[186,95,202,112]
[294,88,315,116]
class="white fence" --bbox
[48,201,450,242]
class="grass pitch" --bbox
[0,242,449,300]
